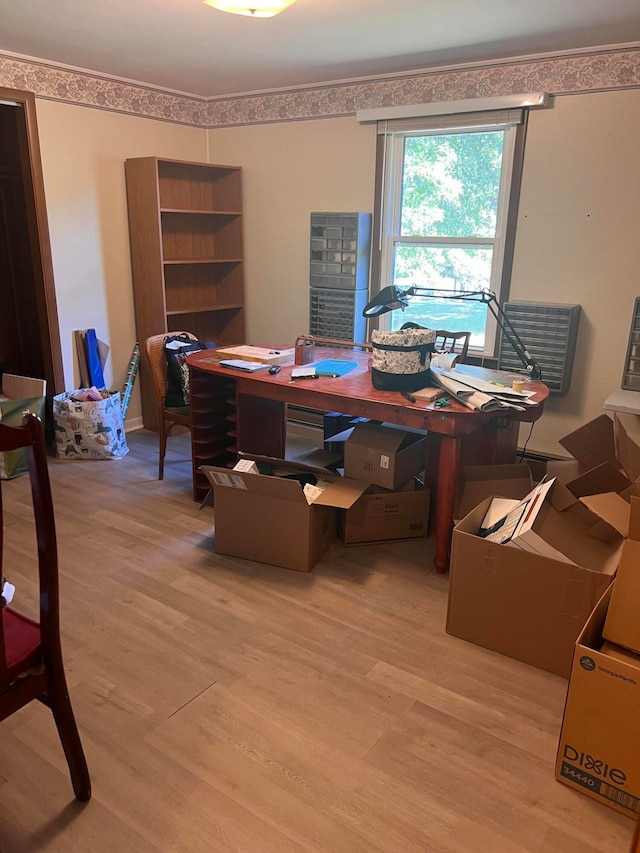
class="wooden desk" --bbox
[187,348,548,573]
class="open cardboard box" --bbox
[454,463,533,523]
[601,495,640,654]
[447,481,626,677]
[556,580,640,818]
[339,479,430,545]
[343,422,426,491]
[0,374,47,403]
[550,413,640,499]
[201,459,368,572]
[0,373,47,480]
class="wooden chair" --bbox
[434,330,471,363]
[0,414,90,802]
[144,332,197,480]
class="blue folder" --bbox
[313,359,357,377]
[84,328,105,388]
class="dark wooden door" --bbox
[0,88,63,403]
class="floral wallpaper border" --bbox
[1,44,639,128]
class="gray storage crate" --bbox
[309,287,368,342]
[497,301,581,395]
[310,212,372,291]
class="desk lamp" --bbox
[363,285,543,381]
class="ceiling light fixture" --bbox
[203,0,298,16]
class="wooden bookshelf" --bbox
[125,157,245,430]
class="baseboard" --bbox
[124,416,144,433]
[287,405,325,428]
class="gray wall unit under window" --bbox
[309,212,371,341]
[497,301,581,395]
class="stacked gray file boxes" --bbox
[309,212,372,342]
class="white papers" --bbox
[219,360,270,372]
[2,580,15,607]
[431,369,514,412]
[291,366,317,378]
[431,352,459,370]
[431,367,529,412]
[302,478,335,505]
[441,368,538,405]
[482,479,555,545]
[233,459,259,474]
[479,498,520,534]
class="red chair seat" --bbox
[2,609,42,681]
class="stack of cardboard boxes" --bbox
[447,413,640,678]
[203,408,640,818]
[202,421,429,572]
[446,411,640,819]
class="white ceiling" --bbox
[3,0,640,99]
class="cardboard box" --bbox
[556,585,640,817]
[0,374,47,480]
[602,496,640,653]
[208,345,295,366]
[344,422,426,490]
[600,641,640,667]
[201,462,367,572]
[447,489,623,677]
[339,481,430,545]
[454,463,533,522]
[556,413,640,498]
[0,373,47,402]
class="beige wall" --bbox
[511,89,640,453]
[210,90,640,456]
[34,100,205,426]
[16,89,640,454]
[207,117,376,345]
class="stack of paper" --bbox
[430,367,532,412]
[480,479,577,562]
[218,360,270,372]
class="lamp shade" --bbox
[203,0,297,16]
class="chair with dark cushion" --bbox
[144,331,197,480]
[0,413,90,802]
[434,330,471,364]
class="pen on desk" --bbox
[490,380,506,388]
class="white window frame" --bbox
[377,114,521,356]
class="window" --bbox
[375,110,526,355]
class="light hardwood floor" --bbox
[0,427,633,852]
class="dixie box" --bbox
[556,585,640,818]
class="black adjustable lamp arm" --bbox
[474,290,542,381]
[363,285,542,381]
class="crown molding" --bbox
[0,43,638,129]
